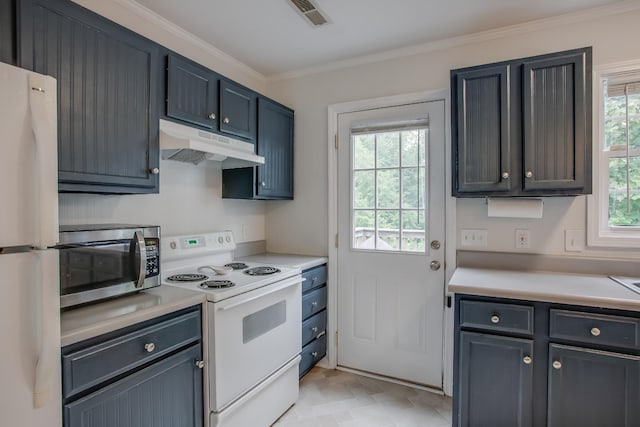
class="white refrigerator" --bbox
[0,61,61,426]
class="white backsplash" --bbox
[59,159,266,241]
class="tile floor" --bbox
[273,367,452,427]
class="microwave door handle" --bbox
[133,231,147,288]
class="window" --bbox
[351,126,428,252]
[588,63,640,247]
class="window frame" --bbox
[587,61,640,248]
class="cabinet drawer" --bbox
[299,334,327,378]
[550,309,640,350]
[460,300,534,335]
[302,310,327,347]
[302,265,327,293]
[62,308,201,399]
[302,286,327,320]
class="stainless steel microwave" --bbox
[56,224,160,308]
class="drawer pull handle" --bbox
[311,351,318,357]
[490,315,500,324]
[195,360,205,369]
[590,327,601,337]
[523,356,532,365]
[552,361,562,370]
[144,343,155,353]
[311,326,318,333]
[311,301,318,307]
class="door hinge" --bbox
[334,134,338,150]
[335,233,338,248]
[335,331,339,346]
[446,295,452,308]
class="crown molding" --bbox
[113,0,266,83]
[267,0,640,82]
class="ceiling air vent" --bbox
[290,0,329,26]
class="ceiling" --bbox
[133,0,626,77]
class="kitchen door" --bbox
[336,100,446,388]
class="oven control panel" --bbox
[161,231,236,262]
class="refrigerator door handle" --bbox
[33,250,60,408]
[28,73,58,249]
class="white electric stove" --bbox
[161,231,302,427]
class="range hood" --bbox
[159,119,264,169]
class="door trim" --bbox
[326,88,456,395]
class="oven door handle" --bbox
[133,231,147,288]
[217,276,302,311]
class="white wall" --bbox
[59,0,267,240]
[265,8,640,259]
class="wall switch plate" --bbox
[565,229,585,252]
[515,229,530,249]
[461,229,488,247]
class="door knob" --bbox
[430,260,441,271]
[430,240,441,250]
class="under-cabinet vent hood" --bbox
[159,119,264,169]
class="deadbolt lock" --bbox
[430,240,441,250]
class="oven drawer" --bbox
[302,285,327,320]
[300,333,327,377]
[460,300,534,335]
[550,309,640,350]
[302,265,327,293]
[302,310,327,347]
[62,307,201,399]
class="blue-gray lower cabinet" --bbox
[64,344,203,427]
[458,332,533,427]
[454,294,640,427]
[547,344,640,427]
[62,306,204,427]
[299,264,327,378]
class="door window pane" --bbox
[351,127,428,253]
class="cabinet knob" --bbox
[525,171,533,178]
[523,356,532,365]
[223,117,230,124]
[260,181,267,187]
[490,315,500,324]
[209,113,216,120]
[311,351,318,358]
[590,327,601,337]
[502,172,509,179]
[195,360,205,369]
[150,167,159,175]
[552,360,562,370]
[311,326,318,333]
[311,301,318,307]
[312,277,317,284]
[144,343,155,353]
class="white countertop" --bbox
[61,285,206,347]
[238,253,327,271]
[448,268,640,311]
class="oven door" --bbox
[209,274,302,411]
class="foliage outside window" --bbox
[589,64,640,248]
[351,128,427,252]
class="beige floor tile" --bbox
[274,367,452,427]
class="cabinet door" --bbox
[452,64,511,195]
[548,344,640,427]
[0,0,15,65]
[457,332,533,427]
[522,49,591,193]
[219,79,256,141]
[64,344,203,427]
[18,0,160,193]
[257,98,294,199]
[166,55,218,130]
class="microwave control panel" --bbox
[145,238,160,277]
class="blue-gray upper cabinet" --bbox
[219,79,257,141]
[222,97,294,200]
[0,0,16,65]
[18,0,160,194]
[166,54,219,130]
[451,47,592,197]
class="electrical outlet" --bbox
[461,229,488,247]
[515,229,530,249]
